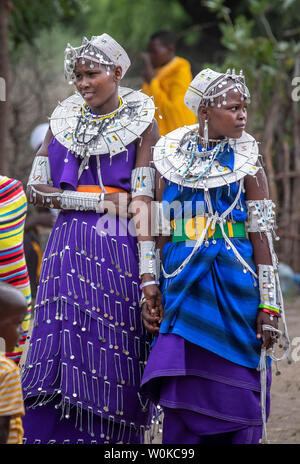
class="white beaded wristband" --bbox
[140,280,160,290]
[138,241,159,279]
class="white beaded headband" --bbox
[64,33,131,84]
[184,68,250,115]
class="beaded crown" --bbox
[64,33,131,83]
[184,68,250,115]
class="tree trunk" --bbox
[290,57,300,272]
[260,92,282,205]
[278,140,292,262]
[0,0,10,174]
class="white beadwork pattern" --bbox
[131,167,156,199]
[246,199,276,233]
[258,264,281,311]
[153,125,259,189]
[28,156,52,186]
[50,88,155,159]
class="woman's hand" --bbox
[256,310,279,350]
[140,276,164,334]
[141,296,163,335]
[142,283,163,319]
[103,192,132,218]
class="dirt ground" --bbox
[266,295,300,444]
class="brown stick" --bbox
[275,170,300,180]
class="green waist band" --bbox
[171,217,247,243]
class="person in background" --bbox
[141,29,197,135]
[0,176,32,365]
[29,124,50,154]
[0,281,27,444]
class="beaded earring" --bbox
[203,119,209,149]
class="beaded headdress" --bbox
[64,33,131,84]
[153,70,257,190]
[184,68,250,115]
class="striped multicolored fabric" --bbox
[0,176,31,364]
[0,355,24,444]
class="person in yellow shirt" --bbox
[141,30,197,135]
[0,281,27,444]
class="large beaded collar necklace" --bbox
[70,96,131,156]
[153,124,260,189]
[50,87,155,162]
[178,131,229,184]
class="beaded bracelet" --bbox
[259,304,280,317]
[138,241,159,279]
[140,280,160,290]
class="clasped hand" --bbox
[141,284,163,335]
[256,310,279,350]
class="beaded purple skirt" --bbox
[22,140,152,444]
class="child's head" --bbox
[184,68,250,140]
[147,30,176,68]
[0,282,27,353]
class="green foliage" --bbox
[10,23,78,79]
[204,0,300,131]
[203,0,232,24]
[71,0,191,52]
[9,0,86,46]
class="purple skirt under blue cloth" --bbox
[162,409,263,444]
[141,333,271,441]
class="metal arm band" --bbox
[246,199,276,233]
[138,240,160,279]
[28,185,104,213]
[28,156,53,186]
[258,264,281,314]
[152,201,172,236]
[60,190,104,213]
[131,167,156,199]
[27,154,105,212]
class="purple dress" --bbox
[141,332,271,444]
[22,138,151,444]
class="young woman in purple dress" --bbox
[22,34,162,444]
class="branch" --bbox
[260,13,278,45]
[275,170,300,180]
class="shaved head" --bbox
[0,282,27,319]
